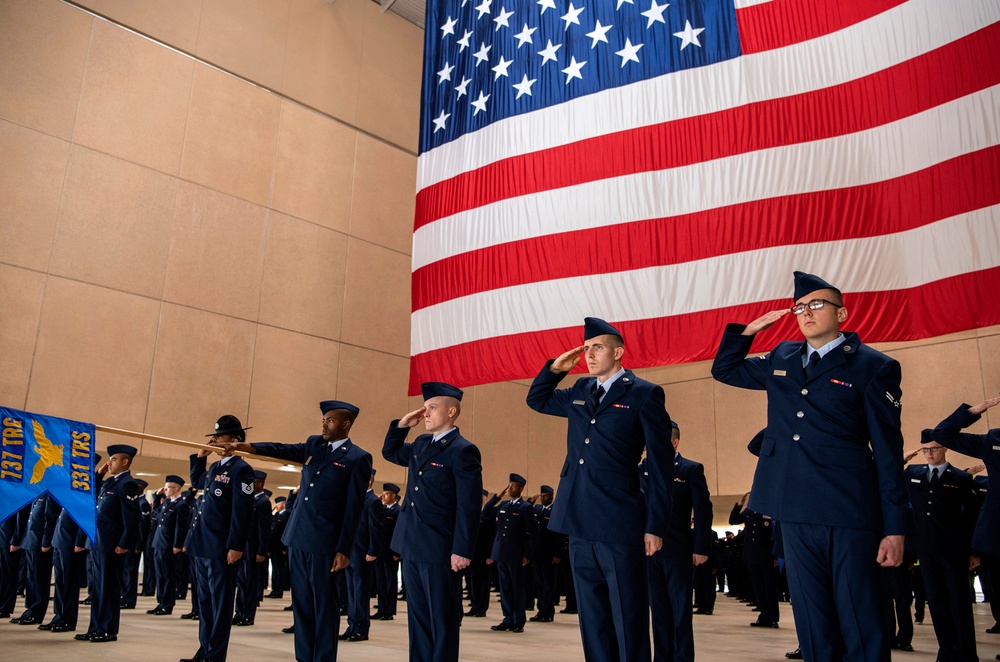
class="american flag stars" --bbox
[424,0,711,142]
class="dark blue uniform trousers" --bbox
[154,549,177,610]
[288,548,343,662]
[88,551,124,635]
[22,548,53,621]
[402,558,464,662]
[191,556,239,662]
[51,547,84,627]
[919,551,978,662]
[375,558,399,615]
[234,555,259,622]
[533,558,557,619]
[497,561,526,626]
[648,553,694,662]
[782,522,891,662]
[345,559,374,636]
[569,538,651,662]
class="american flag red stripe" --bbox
[409,0,1000,393]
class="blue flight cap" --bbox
[481,488,490,496]
[319,400,360,417]
[540,485,554,494]
[793,271,842,302]
[107,444,137,458]
[275,496,286,503]
[920,429,935,444]
[165,474,185,486]
[134,479,148,489]
[583,317,623,342]
[509,473,526,485]
[670,420,680,432]
[263,489,272,497]
[254,470,267,480]
[420,382,464,401]
[383,483,400,493]
[371,467,377,476]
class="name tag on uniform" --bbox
[573,400,586,405]
[910,478,921,483]
[993,445,1000,451]
[773,370,786,376]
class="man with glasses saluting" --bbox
[712,271,910,662]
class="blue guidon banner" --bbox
[0,406,97,541]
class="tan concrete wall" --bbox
[1,0,995,504]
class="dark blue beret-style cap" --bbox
[540,485,554,494]
[793,271,842,302]
[107,444,137,458]
[383,483,400,493]
[165,474,185,486]
[420,381,464,401]
[320,400,360,416]
[583,317,623,342]
[509,473,527,485]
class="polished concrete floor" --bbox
[2,589,998,661]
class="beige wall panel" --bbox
[360,0,423,85]
[246,324,341,443]
[712,380,767,496]
[355,63,420,153]
[351,134,416,255]
[180,66,281,206]
[0,120,70,272]
[282,28,361,127]
[341,238,411,356]
[527,407,570,493]
[663,378,718,494]
[335,344,410,482]
[0,0,91,139]
[271,102,356,233]
[145,302,256,443]
[74,21,194,175]
[163,183,268,320]
[50,147,178,298]
[195,0,290,92]
[469,382,530,490]
[26,277,159,428]
[873,328,977,353]
[977,325,1000,338]
[0,266,46,408]
[637,359,714,385]
[287,0,365,56]
[75,0,204,53]
[259,211,348,340]
[976,334,1000,431]
[891,339,983,456]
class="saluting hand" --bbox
[741,309,790,336]
[551,346,585,373]
[902,448,921,464]
[399,407,427,428]
[969,392,1000,415]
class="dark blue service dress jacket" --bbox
[712,327,908,535]
[186,455,255,559]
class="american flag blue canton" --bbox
[418,0,742,152]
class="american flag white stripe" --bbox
[412,84,1000,270]
[411,205,1000,355]
[415,0,997,192]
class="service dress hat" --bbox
[420,382,464,401]
[583,317,623,342]
[106,444,137,458]
[670,420,680,432]
[383,483,401,493]
[540,485,554,494]
[165,474,185,487]
[254,470,267,480]
[920,429,936,444]
[793,271,842,301]
[320,400,360,417]
[274,496,286,503]
[509,473,527,485]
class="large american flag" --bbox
[409,0,1000,393]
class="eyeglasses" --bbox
[920,447,945,453]
[791,299,843,315]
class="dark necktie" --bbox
[930,467,939,486]
[804,352,820,378]
[587,382,602,411]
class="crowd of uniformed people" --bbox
[1,271,998,662]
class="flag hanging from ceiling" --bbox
[409,0,1000,394]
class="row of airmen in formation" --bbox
[1,271,999,662]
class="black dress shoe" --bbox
[74,633,92,641]
[559,608,577,614]
[785,649,803,659]
[471,612,486,617]
[89,633,118,642]
[281,626,295,634]
[373,611,385,618]
[347,633,369,642]
[180,612,198,619]
[339,608,347,616]
[38,621,55,630]
[378,615,394,621]
[120,604,135,610]
[510,625,524,633]
[80,598,92,605]
[750,621,778,628]
[15,615,39,625]
[536,616,553,622]
[0,612,10,618]
[490,623,510,631]
[529,614,543,622]
[694,609,713,615]
[179,657,202,662]
[338,631,353,640]
[283,605,294,611]
[234,619,254,626]
[153,608,173,616]
[896,644,914,652]
[987,624,1000,634]
[51,623,76,633]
